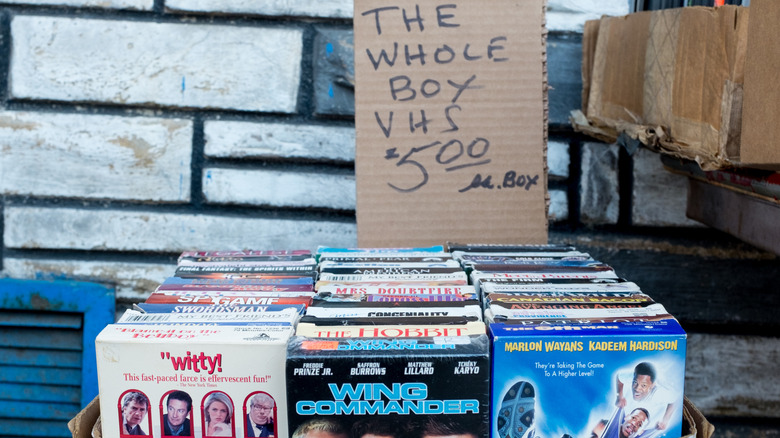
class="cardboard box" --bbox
[575,1,780,170]
[286,334,490,438]
[95,324,293,438]
[738,0,780,168]
[353,0,548,246]
[71,396,713,438]
[490,320,687,438]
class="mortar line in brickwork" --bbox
[617,146,634,228]
[297,24,317,118]
[2,247,178,265]
[190,115,205,209]
[0,9,10,104]
[568,136,583,227]
[3,99,328,122]
[0,199,4,271]
[0,195,357,222]
[0,4,309,26]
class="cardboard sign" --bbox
[354,0,548,247]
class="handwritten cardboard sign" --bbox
[354,0,547,247]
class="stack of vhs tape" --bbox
[95,249,317,438]
[91,244,688,438]
[286,245,491,438]
[450,244,687,438]
[148,249,317,308]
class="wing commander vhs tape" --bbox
[286,334,490,438]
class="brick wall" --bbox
[0,0,636,301]
[0,1,364,300]
[1,1,778,432]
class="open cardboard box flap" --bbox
[682,397,715,438]
[575,0,780,171]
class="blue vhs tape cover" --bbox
[287,334,490,438]
[490,320,686,438]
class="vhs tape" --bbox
[317,285,476,296]
[295,322,487,338]
[96,324,293,438]
[286,334,490,438]
[490,320,686,438]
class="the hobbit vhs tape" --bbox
[286,334,490,438]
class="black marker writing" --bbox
[361,4,459,36]
[459,171,540,193]
[385,138,492,193]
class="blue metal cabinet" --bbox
[0,278,114,437]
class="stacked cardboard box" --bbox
[574,0,780,171]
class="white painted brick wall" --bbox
[4,207,357,252]
[0,111,192,201]
[0,0,633,306]
[549,189,569,221]
[203,168,356,210]
[580,142,619,224]
[10,16,302,113]
[204,121,355,162]
[2,258,173,301]
[548,140,570,179]
[166,0,353,18]
[0,0,151,8]
[632,148,702,227]
[547,0,629,32]
[162,1,629,29]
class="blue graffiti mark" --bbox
[326,42,334,57]
[181,76,186,93]
[328,84,335,98]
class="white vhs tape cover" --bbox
[96,324,292,438]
